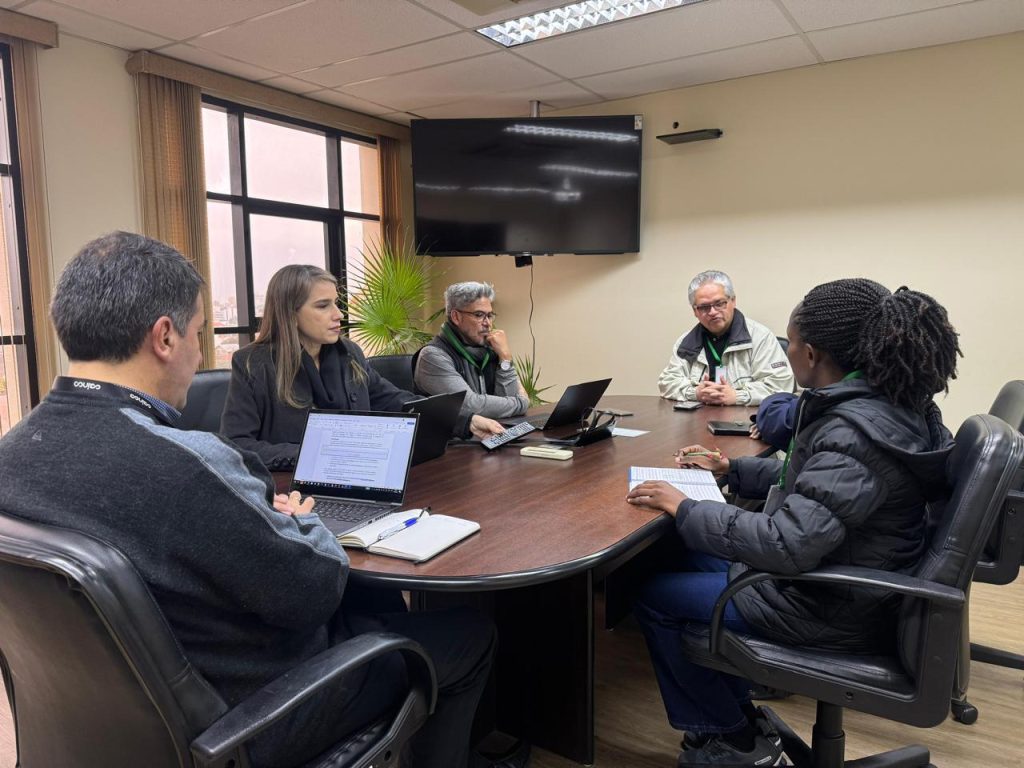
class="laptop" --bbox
[291,410,419,537]
[401,391,467,465]
[515,378,613,430]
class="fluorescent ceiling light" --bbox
[477,0,708,48]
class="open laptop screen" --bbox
[292,411,418,503]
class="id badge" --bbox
[763,484,786,515]
[715,367,730,385]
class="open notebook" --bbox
[628,466,726,502]
[338,509,480,563]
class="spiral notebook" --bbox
[338,509,480,563]
[628,466,726,502]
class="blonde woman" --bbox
[221,264,502,471]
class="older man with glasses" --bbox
[658,270,794,406]
[414,281,529,420]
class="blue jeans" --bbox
[633,548,754,735]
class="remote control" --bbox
[520,445,573,461]
[481,420,537,450]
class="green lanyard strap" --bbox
[442,323,491,373]
[777,370,863,489]
[705,338,723,366]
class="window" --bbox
[201,98,382,367]
[0,43,36,436]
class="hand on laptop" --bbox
[470,414,505,439]
[274,490,315,516]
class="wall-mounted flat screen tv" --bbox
[412,115,642,256]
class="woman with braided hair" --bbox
[627,278,960,768]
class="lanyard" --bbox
[705,337,723,366]
[442,322,491,372]
[777,370,863,489]
[51,376,178,427]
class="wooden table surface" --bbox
[343,394,767,589]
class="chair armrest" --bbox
[708,566,964,654]
[191,631,437,765]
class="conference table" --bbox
[283,395,769,764]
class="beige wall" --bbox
[432,32,1024,430]
[34,33,141,370]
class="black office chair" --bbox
[0,512,437,768]
[951,380,1024,723]
[178,369,232,432]
[367,354,415,393]
[775,336,789,354]
[680,413,1024,768]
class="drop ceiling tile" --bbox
[259,75,324,94]
[307,89,397,115]
[807,0,1024,62]
[413,79,602,118]
[342,51,558,112]
[159,43,279,81]
[21,0,173,50]
[36,0,303,41]
[779,0,970,32]
[296,32,496,88]
[512,0,797,79]
[194,0,461,74]
[577,35,817,100]
[0,0,30,8]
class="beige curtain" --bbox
[378,135,403,249]
[135,72,215,367]
[2,35,59,397]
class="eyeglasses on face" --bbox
[692,299,731,315]
[458,310,497,321]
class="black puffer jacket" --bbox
[676,378,954,651]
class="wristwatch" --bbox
[499,359,513,371]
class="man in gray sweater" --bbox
[0,232,496,768]
[414,281,529,420]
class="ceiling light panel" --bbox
[477,0,708,47]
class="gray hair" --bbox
[687,270,735,306]
[445,281,495,316]
[51,231,204,362]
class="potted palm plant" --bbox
[338,234,441,355]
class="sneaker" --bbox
[681,732,713,751]
[677,732,784,767]
[753,708,783,753]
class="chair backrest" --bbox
[899,414,1024,676]
[989,379,1024,432]
[178,369,232,433]
[775,335,789,354]
[0,513,231,768]
[974,379,1024,583]
[367,354,415,393]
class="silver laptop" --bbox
[291,410,419,537]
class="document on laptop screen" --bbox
[295,413,417,491]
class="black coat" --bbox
[220,339,416,471]
[677,378,954,651]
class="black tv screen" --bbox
[412,115,642,256]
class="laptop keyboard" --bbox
[314,499,380,522]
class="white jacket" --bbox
[657,310,794,406]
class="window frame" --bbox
[202,96,381,351]
[0,41,39,422]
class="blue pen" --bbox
[375,508,428,543]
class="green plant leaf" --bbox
[339,232,442,356]
[514,354,552,407]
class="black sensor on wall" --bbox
[656,128,723,144]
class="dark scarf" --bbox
[300,343,346,408]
